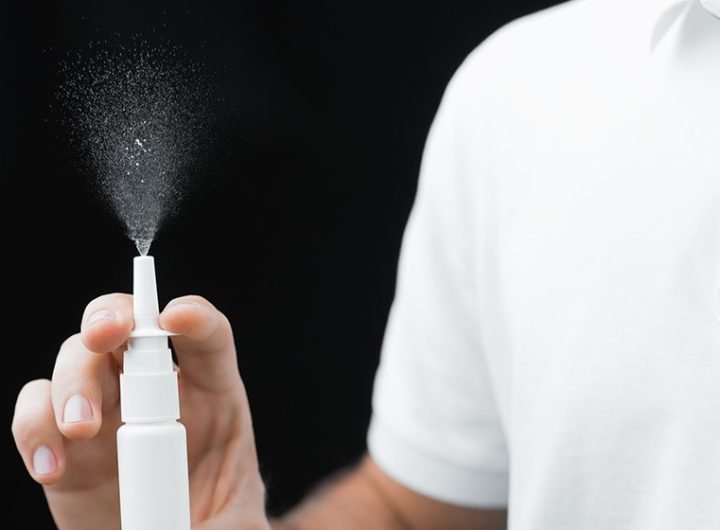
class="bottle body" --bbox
[117,421,191,530]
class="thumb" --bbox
[159,296,240,393]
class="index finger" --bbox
[80,293,134,354]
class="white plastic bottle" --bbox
[117,256,191,530]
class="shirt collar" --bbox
[648,0,690,51]
[649,0,688,19]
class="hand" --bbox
[12,294,270,530]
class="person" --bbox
[11,0,720,528]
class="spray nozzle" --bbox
[126,255,174,372]
[130,256,174,339]
[132,256,160,333]
[121,255,180,422]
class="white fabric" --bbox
[700,0,720,18]
[368,0,720,528]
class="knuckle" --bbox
[11,380,50,444]
[54,334,85,378]
[11,415,31,445]
[218,312,233,334]
[18,378,48,396]
[83,293,131,320]
[59,333,82,354]
[92,292,129,307]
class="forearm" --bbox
[271,455,507,530]
[271,459,406,530]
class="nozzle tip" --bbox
[133,255,160,332]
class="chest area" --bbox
[489,70,720,424]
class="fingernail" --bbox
[87,309,117,327]
[166,300,200,311]
[63,394,93,424]
[33,445,57,476]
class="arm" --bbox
[12,294,504,530]
[273,455,507,530]
[279,34,511,530]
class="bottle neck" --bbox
[124,335,173,375]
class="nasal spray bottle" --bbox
[117,256,191,530]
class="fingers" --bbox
[13,293,241,494]
[12,380,66,485]
[80,293,133,354]
[78,291,240,398]
[50,334,119,440]
[13,292,129,489]
[159,296,240,393]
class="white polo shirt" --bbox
[367,0,720,528]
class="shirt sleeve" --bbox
[367,48,509,508]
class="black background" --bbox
[2,0,560,525]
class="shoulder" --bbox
[444,0,629,110]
